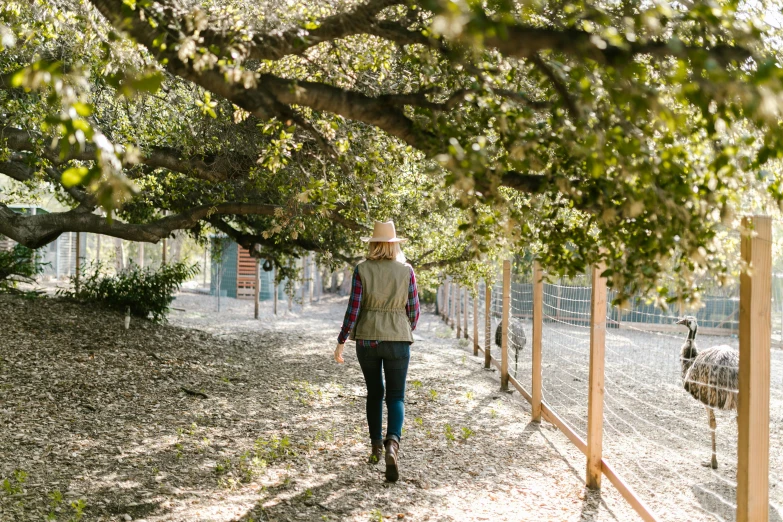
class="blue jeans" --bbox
[356,341,411,443]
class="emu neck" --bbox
[681,339,697,380]
[687,326,697,341]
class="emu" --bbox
[676,316,738,469]
[495,318,527,376]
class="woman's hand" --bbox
[334,343,345,364]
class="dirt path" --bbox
[0,293,638,521]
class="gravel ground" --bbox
[496,317,783,522]
[0,292,639,522]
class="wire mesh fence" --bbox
[771,355,783,520]
[540,276,593,440]
[768,276,783,519]
[466,289,475,346]
[476,282,486,352]
[603,292,743,521]
[490,280,503,368]
[440,246,782,522]
[508,279,534,392]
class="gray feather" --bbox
[682,344,739,411]
[495,318,526,350]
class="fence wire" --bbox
[602,292,743,521]
[490,280,504,366]
[443,269,782,521]
[508,279,534,392]
[772,351,783,520]
[466,289,476,347]
[767,273,783,519]
[477,282,487,351]
[540,275,592,440]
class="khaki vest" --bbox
[350,259,414,343]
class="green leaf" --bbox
[132,72,164,93]
[61,167,89,187]
[72,102,92,117]
[10,69,26,88]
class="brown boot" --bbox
[384,438,400,482]
[368,440,384,465]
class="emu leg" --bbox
[708,407,718,469]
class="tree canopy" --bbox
[2,0,783,302]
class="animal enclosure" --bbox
[438,218,782,522]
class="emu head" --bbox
[676,316,699,368]
[676,316,699,361]
[676,315,698,336]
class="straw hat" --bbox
[361,221,407,243]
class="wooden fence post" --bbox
[587,262,607,489]
[500,260,511,390]
[484,282,492,369]
[273,266,278,315]
[463,290,468,339]
[737,215,772,522]
[162,238,167,265]
[532,261,543,422]
[447,280,452,323]
[288,261,293,312]
[456,286,462,338]
[443,280,450,322]
[309,254,314,304]
[301,257,307,310]
[254,258,260,319]
[472,285,479,356]
[446,282,457,328]
[454,282,459,329]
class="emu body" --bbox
[495,318,527,376]
[677,316,738,469]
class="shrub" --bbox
[0,244,45,293]
[60,261,198,322]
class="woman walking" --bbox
[334,221,419,482]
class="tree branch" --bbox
[0,126,253,183]
[381,88,472,111]
[206,0,407,62]
[1,201,283,248]
[84,0,439,152]
[257,75,434,151]
[409,246,473,270]
[0,157,97,206]
[90,0,743,205]
[0,159,34,183]
[481,24,752,65]
[529,54,581,119]
[210,218,361,265]
[0,188,367,250]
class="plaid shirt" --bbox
[338,264,419,347]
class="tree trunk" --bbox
[321,267,330,294]
[171,233,183,263]
[114,238,124,272]
[339,267,351,296]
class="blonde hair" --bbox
[367,241,406,263]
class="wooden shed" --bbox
[210,238,279,300]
